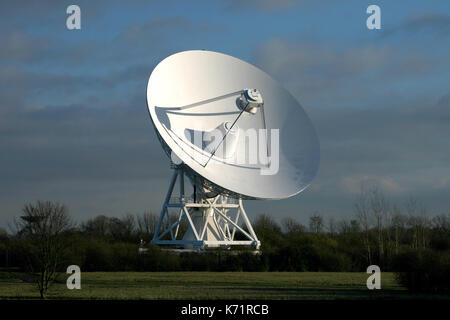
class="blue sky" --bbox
[1,0,449,228]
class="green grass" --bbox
[0,271,447,300]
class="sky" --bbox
[0,0,449,229]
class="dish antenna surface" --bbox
[147,50,319,250]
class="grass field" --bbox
[0,271,448,300]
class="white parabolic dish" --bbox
[147,50,319,200]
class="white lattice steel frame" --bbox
[151,167,260,249]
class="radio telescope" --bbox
[147,50,319,250]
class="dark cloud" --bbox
[0,64,151,97]
[253,37,450,215]
[0,9,223,66]
[0,6,227,226]
[0,85,170,226]
[382,12,450,37]
[0,63,163,181]
[0,63,164,227]
[223,0,322,12]
[225,0,296,11]
[404,12,450,34]
[265,90,450,224]
[312,95,450,187]
[1,2,449,228]
[0,31,52,62]
[116,16,219,44]
[1,103,164,182]
[253,38,447,108]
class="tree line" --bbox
[0,187,449,297]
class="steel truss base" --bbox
[151,167,260,250]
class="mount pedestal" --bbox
[151,167,260,250]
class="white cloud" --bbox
[433,178,449,190]
[253,38,443,108]
[340,175,405,196]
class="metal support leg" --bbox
[152,170,178,242]
[152,168,260,250]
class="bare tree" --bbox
[0,228,8,268]
[431,213,450,231]
[309,212,324,234]
[80,215,109,238]
[405,197,429,249]
[390,205,405,255]
[328,217,336,235]
[254,214,282,234]
[337,219,350,234]
[369,187,389,263]
[108,214,136,242]
[15,201,73,299]
[136,212,158,240]
[121,213,136,241]
[355,186,373,265]
[282,217,306,235]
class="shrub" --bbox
[394,249,450,293]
